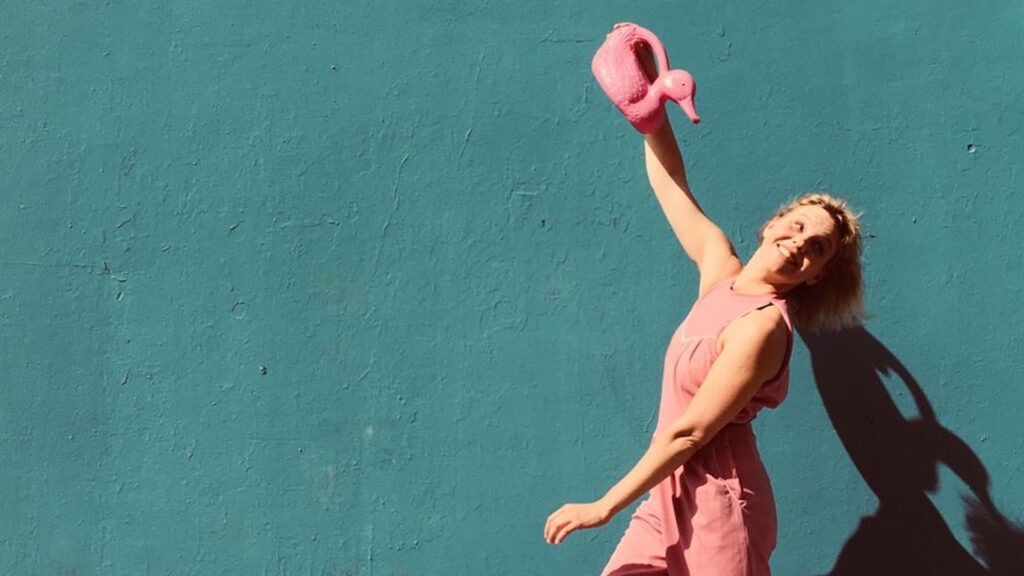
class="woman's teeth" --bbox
[777,245,797,266]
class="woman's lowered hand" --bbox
[544,501,612,545]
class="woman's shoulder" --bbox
[718,304,789,357]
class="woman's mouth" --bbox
[776,244,799,267]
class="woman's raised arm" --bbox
[635,44,741,293]
[644,118,741,294]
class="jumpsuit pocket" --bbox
[705,433,747,509]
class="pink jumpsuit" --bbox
[601,277,792,576]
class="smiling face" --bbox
[757,205,841,288]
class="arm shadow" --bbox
[799,326,1024,576]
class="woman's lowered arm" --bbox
[544,308,787,545]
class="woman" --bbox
[543,38,866,575]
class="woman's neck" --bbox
[732,266,794,296]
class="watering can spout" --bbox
[682,100,701,125]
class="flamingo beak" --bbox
[679,97,700,125]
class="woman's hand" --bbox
[544,501,612,545]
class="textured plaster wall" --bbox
[0,1,1022,574]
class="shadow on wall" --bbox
[800,327,1024,576]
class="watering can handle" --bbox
[629,26,670,80]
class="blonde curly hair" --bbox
[763,193,867,332]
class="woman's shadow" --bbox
[800,326,1024,576]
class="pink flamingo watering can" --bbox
[591,23,700,133]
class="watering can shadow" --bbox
[591,23,700,134]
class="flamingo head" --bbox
[659,70,700,124]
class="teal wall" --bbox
[1,1,1022,574]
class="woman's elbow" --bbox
[661,428,709,458]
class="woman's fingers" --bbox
[544,507,569,544]
[545,505,585,545]
[544,510,557,543]
[550,519,568,544]
[547,518,573,545]
[554,520,578,544]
